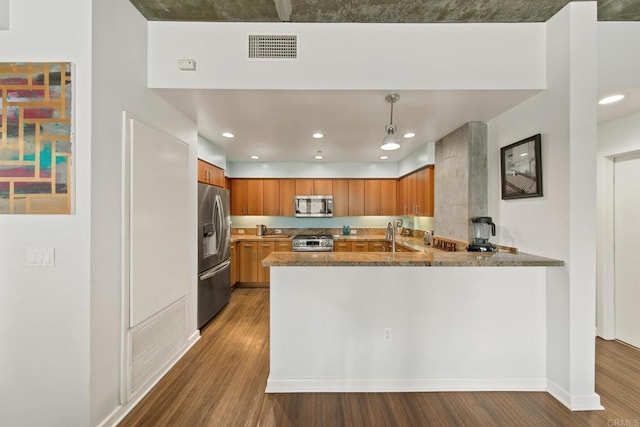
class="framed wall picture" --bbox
[500,134,542,200]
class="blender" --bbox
[467,216,497,252]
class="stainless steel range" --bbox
[292,233,334,252]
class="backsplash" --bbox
[230,215,434,234]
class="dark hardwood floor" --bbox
[119,288,640,426]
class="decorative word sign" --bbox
[431,236,467,252]
[0,62,73,214]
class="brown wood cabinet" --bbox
[364,179,397,216]
[230,243,237,287]
[231,179,264,215]
[198,159,225,187]
[262,179,280,216]
[348,179,365,216]
[295,179,333,196]
[397,166,434,217]
[238,241,258,283]
[274,240,292,252]
[368,241,387,252]
[279,179,296,216]
[334,241,352,252]
[257,242,275,282]
[352,241,368,252]
[332,179,349,217]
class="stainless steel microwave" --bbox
[294,195,333,217]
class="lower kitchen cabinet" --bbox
[351,241,368,252]
[230,243,237,287]
[257,242,275,282]
[238,241,258,283]
[368,241,387,252]
[275,240,292,252]
[334,241,352,252]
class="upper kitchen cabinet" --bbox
[332,179,349,217]
[279,179,296,216]
[397,166,434,217]
[348,179,365,216]
[295,179,333,196]
[197,159,225,187]
[364,179,397,216]
[415,166,434,217]
[231,179,264,215]
[262,179,280,216]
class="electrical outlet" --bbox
[27,248,55,267]
[350,229,358,234]
[177,58,196,71]
[238,229,245,234]
[274,229,282,234]
[383,328,391,341]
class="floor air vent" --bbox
[248,34,298,61]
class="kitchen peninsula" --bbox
[263,247,563,395]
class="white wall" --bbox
[90,0,198,425]
[398,142,435,177]
[147,22,545,91]
[228,161,398,178]
[487,2,600,410]
[0,1,92,426]
[198,135,227,170]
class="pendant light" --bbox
[380,94,401,151]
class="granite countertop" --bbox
[262,249,564,267]
[231,234,293,243]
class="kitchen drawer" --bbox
[334,241,352,252]
[351,242,368,252]
[368,241,387,252]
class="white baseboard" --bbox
[98,331,200,427]
[547,380,604,411]
[266,377,548,393]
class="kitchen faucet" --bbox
[386,221,396,253]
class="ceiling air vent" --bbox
[248,34,298,62]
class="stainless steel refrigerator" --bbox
[197,183,231,329]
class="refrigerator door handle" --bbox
[215,194,224,256]
[199,259,231,281]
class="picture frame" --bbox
[500,134,542,200]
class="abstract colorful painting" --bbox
[0,62,73,214]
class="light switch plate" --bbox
[27,248,55,267]
[177,58,196,71]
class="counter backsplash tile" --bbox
[231,227,428,237]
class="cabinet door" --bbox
[246,180,264,215]
[231,179,248,216]
[352,241,368,252]
[210,165,225,188]
[407,172,417,215]
[368,241,387,252]
[415,166,434,216]
[314,179,333,196]
[279,179,296,216]
[380,179,397,216]
[275,241,292,252]
[364,179,382,215]
[348,179,365,216]
[238,241,257,283]
[333,179,349,217]
[295,179,314,195]
[230,243,237,287]
[263,179,280,216]
[257,242,275,283]
[397,175,407,215]
[197,159,209,184]
[334,241,352,252]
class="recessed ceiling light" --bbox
[403,132,415,139]
[250,155,260,160]
[379,155,389,160]
[520,153,528,157]
[599,94,625,105]
[312,132,324,139]
[222,132,235,138]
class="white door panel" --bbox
[614,154,640,348]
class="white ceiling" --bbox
[157,89,544,162]
[156,86,638,163]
